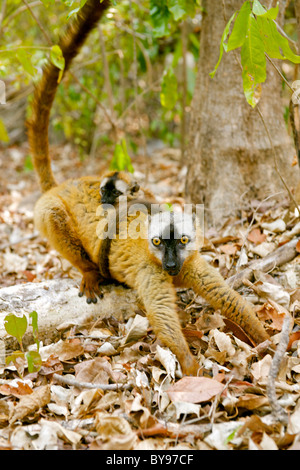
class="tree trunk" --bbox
[185,0,298,226]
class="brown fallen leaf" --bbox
[38,354,64,377]
[236,393,268,410]
[53,339,84,362]
[167,376,224,404]
[287,331,300,351]
[9,385,51,424]
[74,356,126,386]
[247,228,267,245]
[223,318,256,346]
[183,328,203,341]
[256,302,286,331]
[0,380,33,398]
[92,413,138,450]
[219,244,239,256]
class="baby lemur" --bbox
[28,0,269,375]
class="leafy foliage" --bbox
[211,0,300,107]
[110,138,134,172]
[4,312,42,375]
[0,0,200,157]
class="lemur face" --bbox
[148,211,197,276]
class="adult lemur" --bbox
[28,0,269,375]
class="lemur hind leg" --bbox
[34,195,104,303]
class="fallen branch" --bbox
[228,237,299,290]
[0,279,139,350]
[53,373,132,391]
[266,314,291,424]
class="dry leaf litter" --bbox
[0,142,299,450]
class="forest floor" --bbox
[0,141,300,451]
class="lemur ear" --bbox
[130,182,140,194]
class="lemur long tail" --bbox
[27,0,110,192]
[179,254,270,345]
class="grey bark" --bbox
[185,0,297,227]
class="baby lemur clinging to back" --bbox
[28,0,269,375]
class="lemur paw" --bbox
[78,270,104,304]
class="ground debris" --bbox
[0,142,299,450]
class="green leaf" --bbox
[4,314,27,348]
[0,119,9,143]
[61,0,75,6]
[227,1,251,52]
[256,16,284,59]
[252,0,279,19]
[150,0,171,37]
[160,68,178,109]
[168,0,186,21]
[29,311,40,351]
[16,50,36,77]
[110,139,134,173]
[252,0,267,16]
[67,7,80,19]
[209,11,237,78]
[6,351,25,376]
[275,29,300,64]
[26,351,42,373]
[50,45,65,82]
[168,0,196,21]
[256,15,300,63]
[241,13,266,107]
[23,154,34,173]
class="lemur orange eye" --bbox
[152,237,161,246]
[180,236,189,245]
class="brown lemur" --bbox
[28,0,269,375]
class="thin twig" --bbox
[118,78,161,122]
[266,313,291,424]
[53,373,132,391]
[274,21,298,51]
[2,1,59,30]
[21,0,52,46]
[69,71,117,132]
[0,233,38,251]
[265,53,294,93]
